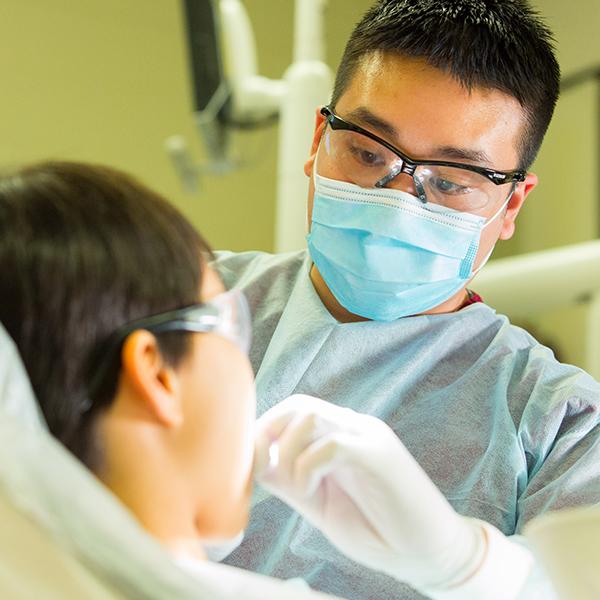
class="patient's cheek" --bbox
[188,337,256,540]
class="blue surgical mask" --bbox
[306,167,510,322]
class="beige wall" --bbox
[2,0,594,250]
[0,0,370,252]
[492,0,599,367]
[1,0,598,366]
[497,0,599,258]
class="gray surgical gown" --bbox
[215,249,600,600]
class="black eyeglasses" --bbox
[319,106,525,213]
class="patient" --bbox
[0,162,337,599]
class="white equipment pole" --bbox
[274,0,332,252]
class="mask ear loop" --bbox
[312,133,325,179]
[481,183,517,231]
[470,183,518,277]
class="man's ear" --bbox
[499,172,538,240]
[120,330,183,428]
[303,107,327,177]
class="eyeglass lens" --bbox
[323,128,510,213]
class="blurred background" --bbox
[0,0,598,368]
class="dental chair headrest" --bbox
[0,323,45,431]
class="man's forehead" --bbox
[335,52,525,169]
[342,105,495,166]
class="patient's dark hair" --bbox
[331,0,560,169]
[0,162,211,469]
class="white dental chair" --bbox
[0,493,119,600]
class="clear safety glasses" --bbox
[320,106,525,214]
[106,288,252,353]
[86,289,251,405]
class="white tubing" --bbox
[219,0,284,122]
[219,0,258,91]
[475,240,600,318]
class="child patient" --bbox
[0,162,339,599]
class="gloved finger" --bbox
[266,395,353,429]
[265,412,325,488]
[254,394,326,477]
[255,395,358,479]
[294,431,359,498]
[254,407,299,478]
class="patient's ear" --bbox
[120,330,183,428]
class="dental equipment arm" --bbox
[254,395,534,599]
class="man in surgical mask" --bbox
[215,1,600,598]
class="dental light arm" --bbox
[169,1,332,249]
[167,0,285,186]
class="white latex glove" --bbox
[254,395,533,599]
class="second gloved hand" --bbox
[254,395,532,599]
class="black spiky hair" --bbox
[331,0,560,168]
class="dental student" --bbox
[215,1,600,598]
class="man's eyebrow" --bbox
[344,107,399,140]
[432,145,493,166]
[342,106,493,166]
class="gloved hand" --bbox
[254,395,533,599]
